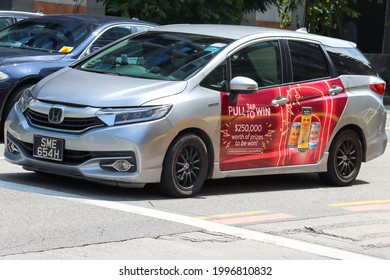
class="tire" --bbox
[159,133,208,198]
[318,129,362,186]
[1,84,33,141]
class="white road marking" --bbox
[0,179,382,260]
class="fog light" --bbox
[113,159,133,172]
[100,155,136,173]
[7,140,20,154]
[101,159,134,172]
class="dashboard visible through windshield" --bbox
[78,32,233,81]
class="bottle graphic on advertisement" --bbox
[297,107,312,152]
[309,122,321,149]
[288,122,301,149]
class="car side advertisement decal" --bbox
[220,78,348,171]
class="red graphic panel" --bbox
[220,87,290,170]
[284,79,348,165]
[219,78,348,171]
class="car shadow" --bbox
[0,170,369,202]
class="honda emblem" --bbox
[48,106,64,124]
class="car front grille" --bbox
[25,108,106,132]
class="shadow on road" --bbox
[0,170,368,202]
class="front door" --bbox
[220,40,289,170]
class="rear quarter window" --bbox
[325,46,376,76]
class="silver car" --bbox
[4,24,388,197]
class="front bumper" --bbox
[4,104,175,187]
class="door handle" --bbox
[271,96,289,106]
[328,85,343,96]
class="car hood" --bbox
[34,68,188,107]
[0,46,66,64]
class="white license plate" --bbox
[33,135,64,161]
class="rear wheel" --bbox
[318,129,362,185]
[159,133,208,198]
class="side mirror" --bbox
[228,76,258,102]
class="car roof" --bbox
[152,24,356,48]
[0,10,43,18]
[0,10,40,15]
[25,14,156,27]
[0,10,42,17]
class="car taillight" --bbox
[370,82,386,96]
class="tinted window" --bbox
[230,41,282,87]
[91,26,132,50]
[325,46,375,75]
[0,18,96,53]
[200,63,228,91]
[288,41,329,82]
[0,17,13,29]
[90,25,149,51]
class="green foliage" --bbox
[96,0,384,35]
[96,0,275,24]
[278,0,382,35]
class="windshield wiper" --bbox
[79,68,125,76]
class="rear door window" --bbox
[288,41,330,82]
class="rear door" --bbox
[283,40,348,165]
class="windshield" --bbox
[77,31,232,81]
[0,18,96,53]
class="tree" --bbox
[278,0,383,35]
[96,0,384,36]
[96,0,277,24]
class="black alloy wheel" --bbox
[160,133,208,198]
[319,129,362,186]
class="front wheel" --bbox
[159,133,208,198]
[318,129,362,186]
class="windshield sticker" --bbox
[205,43,227,53]
[59,46,74,53]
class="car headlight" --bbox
[97,105,172,126]
[18,88,35,112]
[0,71,10,81]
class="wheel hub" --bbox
[183,162,190,170]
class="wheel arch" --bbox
[1,76,40,120]
[1,77,41,139]
[332,124,367,162]
[164,127,215,180]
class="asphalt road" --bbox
[0,111,389,262]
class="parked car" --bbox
[0,10,42,29]
[4,24,388,197]
[0,14,156,139]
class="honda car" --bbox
[4,24,388,197]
